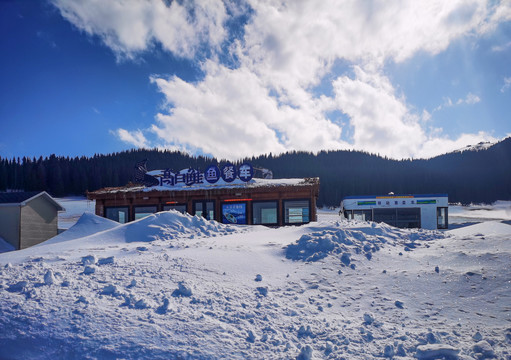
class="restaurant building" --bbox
[87,162,319,226]
[341,194,448,230]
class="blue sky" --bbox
[1,0,510,161]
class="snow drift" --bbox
[0,210,510,359]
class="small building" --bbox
[341,194,448,230]
[87,163,319,227]
[0,191,65,250]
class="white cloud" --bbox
[457,92,481,105]
[240,0,496,93]
[114,129,149,148]
[501,77,511,92]
[417,131,498,158]
[492,41,511,52]
[52,0,511,159]
[332,67,425,158]
[150,61,346,160]
[434,92,481,111]
[51,0,228,60]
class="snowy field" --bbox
[57,197,96,230]
[0,200,510,359]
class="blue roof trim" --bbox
[343,194,448,200]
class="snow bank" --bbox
[286,220,445,263]
[39,212,120,246]
[0,237,15,254]
[450,200,511,221]
[447,220,511,237]
[51,210,241,247]
[56,196,95,229]
[0,211,509,359]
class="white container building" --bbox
[341,194,448,230]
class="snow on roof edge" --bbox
[89,177,319,195]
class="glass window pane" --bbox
[252,201,278,225]
[194,202,203,216]
[396,208,421,228]
[353,210,372,221]
[373,208,397,227]
[163,204,187,214]
[437,207,448,229]
[105,207,129,223]
[206,201,215,220]
[134,205,157,220]
[194,201,215,220]
[284,200,310,224]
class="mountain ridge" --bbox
[1,137,510,205]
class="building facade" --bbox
[88,163,319,226]
[341,194,448,230]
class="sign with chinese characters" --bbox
[159,168,204,187]
[152,163,254,188]
[221,163,237,183]
[238,163,254,182]
[204,165,220,184]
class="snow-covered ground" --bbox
[449,201,511,227]
[57,197,96,230]
[0,200,510,359]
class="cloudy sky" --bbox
[1,0,510,160]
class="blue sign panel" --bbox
[204,165,220,184]
[222,203,247,224]
[238,163,254,182]
[153,162,256,188]
[221,163,237,183]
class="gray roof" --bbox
[0,191,65,211]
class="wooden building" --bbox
[0,191,65,250]
[88,176,320,227]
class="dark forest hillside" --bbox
[1,137,510,206]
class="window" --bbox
[396,208,421,228]
[134,205,158,220]
[105,207,129,223]
[194,201,215,220]
[373,208,421,228]
[222,202,247,224]
[284,200,310,224]
[373,208,397,226]
[253,201,278,225]
[163,204,187,214]
[437,207,448,229]
[353,210,373,221]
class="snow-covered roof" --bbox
[89,177,319,195]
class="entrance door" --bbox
[193,200,215,220]
[437,207,448,229]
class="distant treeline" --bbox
[1,137,510,206]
